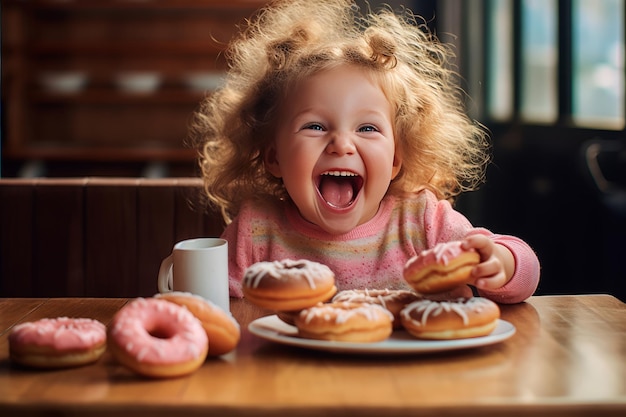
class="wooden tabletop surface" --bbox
[0,294,625,416]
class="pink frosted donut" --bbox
[9,317,106,368]
[108,298,208,378]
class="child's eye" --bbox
[358,125,378,133]
[302,123,325,131]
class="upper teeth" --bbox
[322,171,358,177]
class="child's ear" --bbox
[264,145,282,178]
[391,153,402,180]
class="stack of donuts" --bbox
[243,242,500,343]
[242,259,395,342]
[8,292,240,379]
[400,240,500,339]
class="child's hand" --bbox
[462,235,515,291]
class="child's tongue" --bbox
[319,177,354,208]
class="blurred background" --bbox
[1,0,624,300]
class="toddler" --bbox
[190,0,540,304]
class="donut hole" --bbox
[147,323,177,340]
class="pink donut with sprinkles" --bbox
[108,298,208,378]
[9,317,106,368]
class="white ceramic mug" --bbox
[157,238,230,312]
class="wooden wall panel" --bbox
[84,179,139,297]
[0,178,219,298]
[33,179,86,297]
[0,180,35,296]
[137,180,176,297]
[174,179,212,241]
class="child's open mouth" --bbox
[317,171,363,209]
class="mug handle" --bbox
[157,254,174,293]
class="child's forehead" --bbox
[278,65,392,108]
[287,63,390,92]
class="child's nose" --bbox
[326,132,356,155]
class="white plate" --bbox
[249,315,516,354]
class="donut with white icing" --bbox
[403,241,480,294]
[9,317,106,368]
[294,302,394,343]
[242,259,337,311]
[332,289,421,329]
[400,297,500,340]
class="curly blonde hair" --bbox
[190,0,490,223]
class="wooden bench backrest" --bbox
[0,178,225,297]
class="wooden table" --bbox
[0,295,624,416]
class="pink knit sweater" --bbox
[222,190,540,304]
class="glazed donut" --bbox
[294,302,393,343]
[403,241,480,294]
[332,289,422,329]
[155,291,240,356]
[108,298,208,378]
[242,259,337,311]
[9,317,106,368]
[400,297,500,340]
